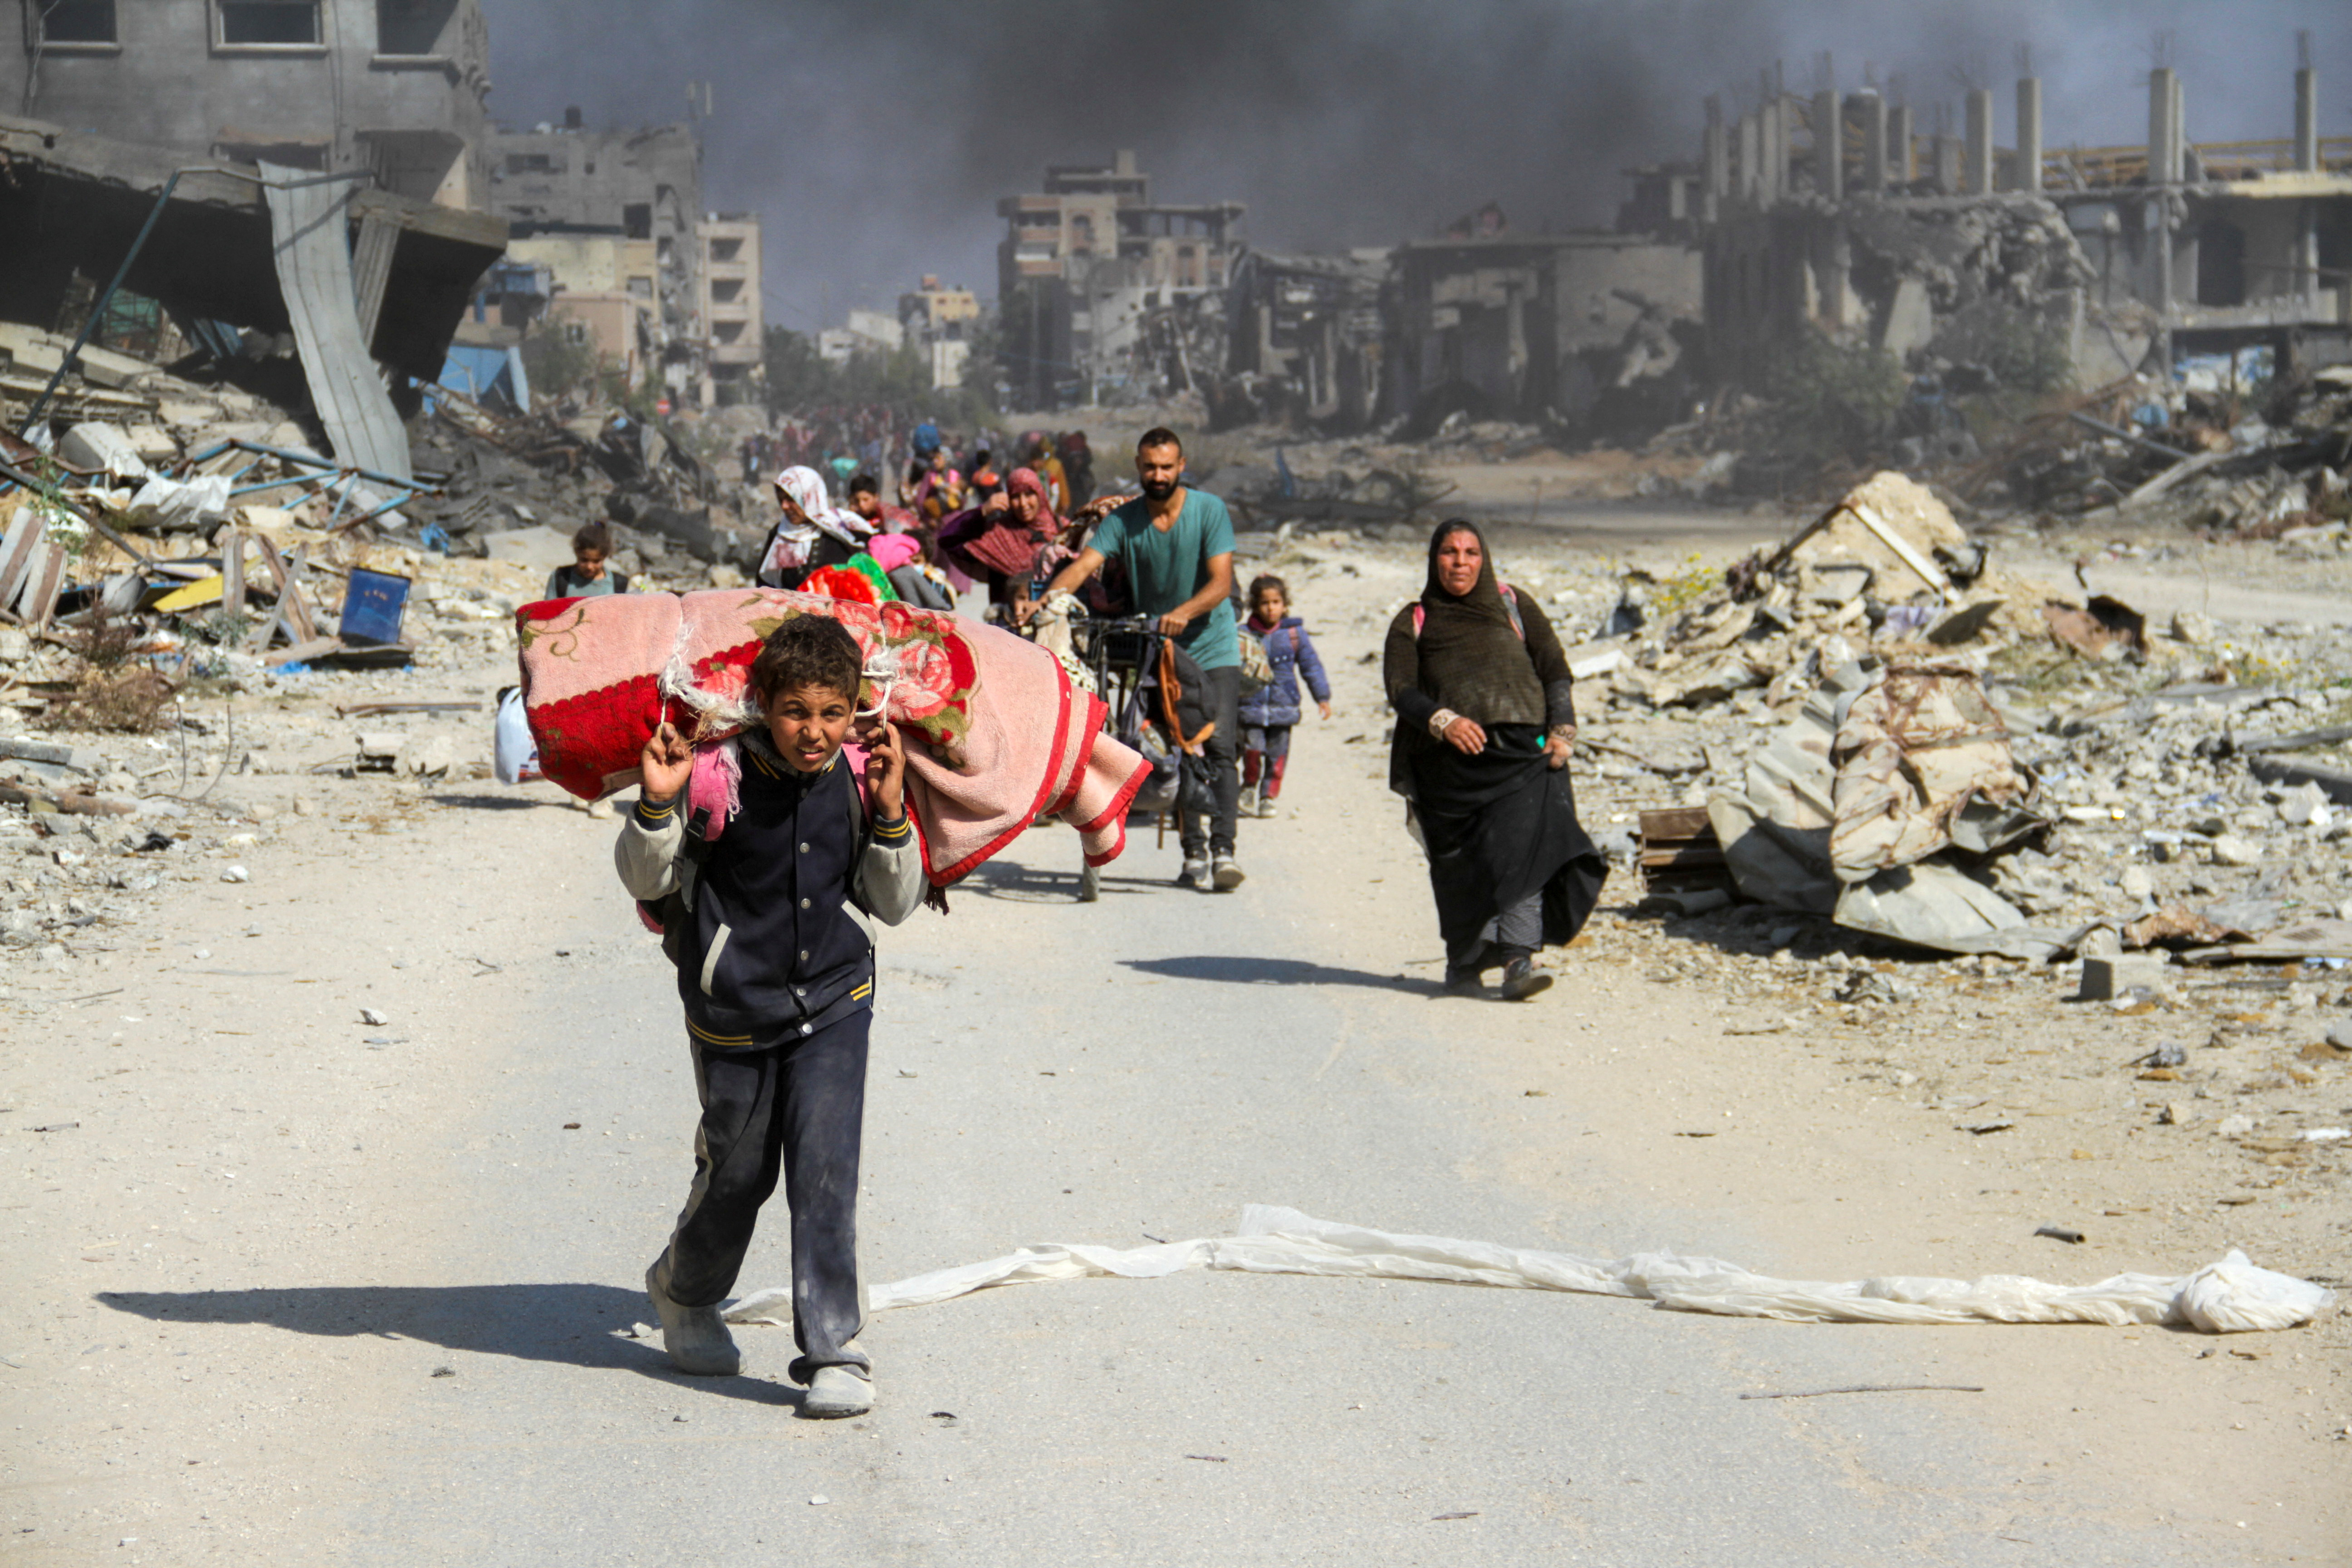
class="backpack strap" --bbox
[1412,587,1524,641]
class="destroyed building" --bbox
[3,0,494,206]
[996,151,1245,407]
[0,115,507,452]
[897,275,980,392]
[483,113,761,407]
[1690,49,2352,395]
[1383,226,1703,436]
[1220,249,1387,431]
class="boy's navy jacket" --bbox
[1239,615,1332,728]
[615,735,924,1051]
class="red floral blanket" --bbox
[516,589,1149,883]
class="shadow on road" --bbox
[431,793,570,813]
[1121,955,1435,994]
[958,858,1166,903]
[95,1284,805,1407]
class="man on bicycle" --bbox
[1034,427,1245,892]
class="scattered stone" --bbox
[2118,866,2155,901]
[220,865,249,883]
[2077,954,2169,1001]
[2158,1101,2194,1126]
[2170,609,2216,646]
[358,1007,390,1026]
[2208,834,2261,867]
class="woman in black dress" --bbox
[1385,519,1606,999]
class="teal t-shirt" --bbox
[1089,490,1238,670]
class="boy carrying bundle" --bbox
[614,615,926,1418]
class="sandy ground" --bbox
[1,493,2345,1563]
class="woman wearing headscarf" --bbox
[936,466,1060,623]
[1385,519,1606,1000]
[757,465,875,592]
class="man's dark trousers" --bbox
[1178,664,1242,860]
[651,1009,870,1384]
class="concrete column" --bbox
[2296,68,2321,300]
[2148,67,2177,185]
[1759,99,1782,205]
[1888,103,1914,184]
[2295,68,2319,170]
[1965,88,1995,195]
[1738,113,1760,202]
[1814,88,1843,200]
[1933,133,1962,194]
[2015,77,2043,193]
[1857,92,1887,192]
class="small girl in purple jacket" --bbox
[1239,574,1332,818]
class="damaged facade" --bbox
[996,150,1245,406]
[1694,52,2352,396]
[5,0,494,207]
[1384,228,1703,436]
[480,113,760,407]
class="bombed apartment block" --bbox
[1220,249,1388,430]
[483,114,750,406]
[1382,220,1703,438]
[2,0,493,206]
[996,151,1245,407]
[1693,44,2352,397]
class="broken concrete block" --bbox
[2119,865,2155,901]
[59,422,149,480]
[2208,834,2261,867]
[2276,784,2329,827]
[2078,953,2170,1001]
[355,733,407,772]
[2170,609,2216,647]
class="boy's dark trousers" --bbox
[650,1009,871,1384]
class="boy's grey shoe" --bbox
[1211,854,1246,892]
[1177,856,1208,888]
[1256,794,1280,818]
[801,1364,873,1418]
[1238,785,1259,817]
[644,1261,742,1377]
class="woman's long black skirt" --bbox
[1401,724,1606,969]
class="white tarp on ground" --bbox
[720,1206,2333,1336]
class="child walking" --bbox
[615,615,927,1418]
[1238,574,1332,818]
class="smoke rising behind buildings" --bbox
[483,0,2347,328]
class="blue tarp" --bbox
[427,345,530,414]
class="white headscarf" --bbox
[760,465,872,583]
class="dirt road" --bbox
[3,509,2343,1565]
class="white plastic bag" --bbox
[127,473,231,529]
[492,687,540,784]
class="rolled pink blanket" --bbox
[516,589,1149,883]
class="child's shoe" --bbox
[1256,794,1279,818]
[1176,856,1208,888]
[801,1364,874,1418]
[1238,785,1259,817]
[644,1261,741,1376]
[1211,854,1246,892]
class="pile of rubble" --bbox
[1530,471,2352,967]
[1985,363,2352,537]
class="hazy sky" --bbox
[482,0,2348,333]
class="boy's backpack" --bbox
[1410,583,1523,640]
